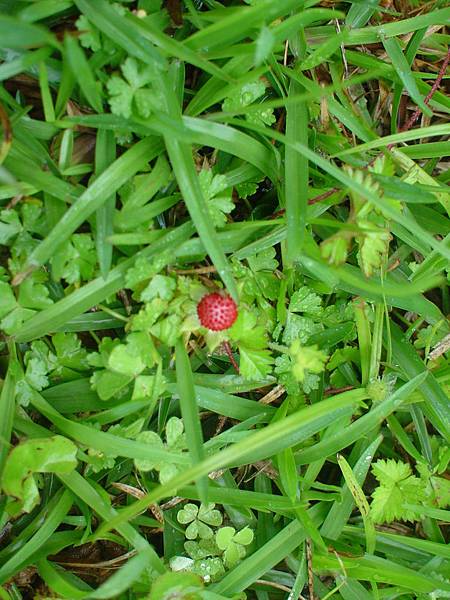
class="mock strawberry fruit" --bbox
[197,292,238,331]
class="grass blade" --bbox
[382,35,432,118]
[296,373,427,464]
[321,435,382,540]
[0,346,18,481]
[95,129,116,278]
[175,339,208,503]
[284,78,308,266]
[0,490,73,585]
[337,453,376,555]
[388,323,450,441]
[64,34,103,114]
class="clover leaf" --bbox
[177,503,223,540]
[215,526,253,567]
[184,538,222,560]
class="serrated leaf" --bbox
[321,233,351,266]
[141,274,176,302]
[370,459,426,524]
[50,233,96,285]
[229,311,267,350]
[52,332,89,371]
[108,331,155,377]
[290,286,323,315]
[108,344,146,377]
[247,248,278,272]
[372,459,412,484]
[18,273,53,310]
[239,346,273,380]
[357,224,391,277]
[289,340,328,383]
[0,209,21,245]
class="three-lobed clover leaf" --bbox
[177,503,223,540]
[191,557,225,583]
[184,537,222,560]
[215,526,254,567]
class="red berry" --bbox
[197,292,238,331]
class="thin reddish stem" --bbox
[270,187,339,219]
[399,46,450,134]
[324,385,354,396]
[223,341,240,374]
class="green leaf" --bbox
[141,274,176,302]
[247,248,278,272]
[52,332,89,372]
[223,81,275,127]
[289,287,322,315]
[0,281,16,318]
[229,312,268,351]
[166,417,185,450]
[91,369,133,401]
[289,340,328,383]
[357,224,392,277]
[50,233,97,285]
[198,169,234,228]
[216,526,236,550]
[18,272,53,310]
[149,572,204,600]
[177,503,199,525]
[239,346,273,380]
[233,527,254,546]
[198,503,223,527]
[1,435,77,513]
[64,34,103,114]
[382,35,432,118]
[108,332,154,377]
[370,459,426,523]
[134,431,164,472]
[0,14,55,48]
[107,57,160,119]
[254,26,275,66]
[75,14,101,52]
